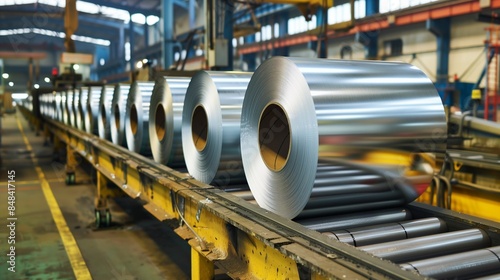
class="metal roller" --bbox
[327,217,447,246]
[361,228,490,263]
[110,83,131,147]
[400,246,500,279]
[125,81,154,155]
[182,71,252,187]
[85,86,101,135]
[72,88,79,128]
[149,76,190,167]
[240,56,447,218]
[77,87,89,131]
[98,85,115,140]
[299,208,412,232]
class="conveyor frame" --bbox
[23,106,500,280]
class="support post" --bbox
[129,18,135,70]
[273,12,289,56]
[427,18,450,85]
[366,0,380,16]
[243,35,257,71]
[219,0,234,70]
[162,0,174,69]
[191,248,214,280]
[355,31,378,59]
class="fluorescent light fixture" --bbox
[99,58,105,66]
[34,83,39,89]
[12,93,28,99]
[8,81,14,86]
[2,73,9,79]
[44,77,51,83]
[0,28,110,46]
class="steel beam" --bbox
[162,0,174,69]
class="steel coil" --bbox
[98,85,115,140]
[55,92,63,122]
[240,57,447,219]
[72,89,79,128]
[125,81,154,155]
[148,76,190,167]
[63,90,73,126]
[110,84,131,147]
[77,87,89,131]
[85,86,101,135]
[182,71,252,187]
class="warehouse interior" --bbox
[1,0,500,279]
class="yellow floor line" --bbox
[16,116,92,280]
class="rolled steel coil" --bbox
[85,86,101,135]
[55,92,63,122]
[182,71,252,187]
[125,81,154,155]
[400,246,500,279]
[110,84,131,147]
[63,90,73,126]
[77,87,89,131]
[240,57,447,219]
[149,76,190,167]
[71,88,79,128]
[98,85,115,140]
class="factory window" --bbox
[328,0,366,24]
[261,25,272,41]
[232,38,237,48]
[274,23,280,37]
[255,31,261,42]
[239,37,244,45]
[309,15,317,30]
[383,38,403,56]
[380,0,438,13]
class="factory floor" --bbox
[0,110,190,279]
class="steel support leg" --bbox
[191,248,214,280]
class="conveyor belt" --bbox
[25,103,500,279]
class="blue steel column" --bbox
[427,18,450,85]
[316,8,327,58]
[366,0,379,16]
[162,0,174,69]
[355,31,378,59]
[144,24,149,47]
[129,18,135,70]
[189,0,196,29]
[244,35,256,71]
[219,0,234,70]
[273,12,289,56]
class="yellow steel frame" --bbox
[24,107,425,280]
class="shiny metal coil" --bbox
[148,76,190,167]
[55,92,63,122]
[240,56,447,219]
[63,90,73,126]
[361,228,490,263]
[400,246,500,279]
[125,81,154,155]
[85,86,101,135]
[110,84,131,147]
[77,87,89,131]
[98,85,115,140]
[182,71,252,187]
[327,217,447,246]
[72,88,79,128]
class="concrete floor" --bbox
[0,111,191,279]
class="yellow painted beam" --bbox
[191,248,214,280]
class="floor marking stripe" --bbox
[16,115,92,280]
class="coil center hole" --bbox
[258,103,291,172]
[155,104,166,141]
[191,105,208,152]
[114,104,120,131]
[100,104,107,127]
[130,104,138,136]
